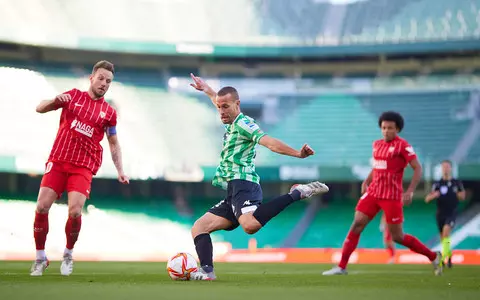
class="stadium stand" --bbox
[1,0,479,46]
[1,63,479,174]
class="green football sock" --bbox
[442,237,452,259]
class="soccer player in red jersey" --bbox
[30,61,130,276]
[323,111,443,276]
[380,213,395,264]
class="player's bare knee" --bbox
[242,222,260,235]
[191,218,208,237]
[36,205,50,214]
[68,206,82,218]
[36,198,54,213]
[351,220,367,233]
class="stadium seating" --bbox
[1,0,479,47]
[0,63,478,176]
[359,90,472,164]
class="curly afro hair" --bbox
[378,111,404,132]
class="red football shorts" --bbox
[355,192,404,224]
[40,161,93,199]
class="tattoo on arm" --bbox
[110,141,124,173]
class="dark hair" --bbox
[92,60,115,74]
[442,159,452,165]
[217,86,239,100]
[378,111,404,132]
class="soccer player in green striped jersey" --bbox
[188,74,329,280]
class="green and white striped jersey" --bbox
[212,113,266,189]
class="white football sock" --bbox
[36,250,46,261]
[64,248,73,257]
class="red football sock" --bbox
[387,244,395,258]
[65,215,82,250]
[339,231,360,269]
[34,212,49,250]
[401,234,436,261]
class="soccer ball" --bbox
[166,252,198,280]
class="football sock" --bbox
[34,211,49,251]
[387,244,395,258]
[36,250,47,261]
[252,191,300,226]
[339,230,360,269]
[194,233,214,272]
[64,248,73,257]
[400,234,437,261]
[65,215,82,250]
[442,237,452,259]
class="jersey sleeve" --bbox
[108,109,117,127]
[400,141,417,163]
[54,89,78,110]
[105,109,118,136]
[235,118,266,143]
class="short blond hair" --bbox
[92,60,115,74]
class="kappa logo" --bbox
[243,200,251,206]
[71,119,94,138]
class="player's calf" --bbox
[251,181,329,227]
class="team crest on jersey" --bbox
[388,146,395,152]
[71,119,94,138]
[100,111,106,118]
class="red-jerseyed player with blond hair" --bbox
[323,111,443,276]
[31,60,129,276]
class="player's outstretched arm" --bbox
[107,132,129,184]
[189,73,217,106]
[36,93,71,113]
[258,136,314,158]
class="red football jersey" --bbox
[367,136,417,201]
[48,89,117,175]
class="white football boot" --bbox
[322,266,348,276]
[432,251,443,276]
[190,270,214,281]
[30,259,49,276]
[290,181,329,199]
[60,254,74,276]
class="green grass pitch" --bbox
[1,261,479,300]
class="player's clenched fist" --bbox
[54,93,72,104]
[299,144,315,158]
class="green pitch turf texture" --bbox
[1,261,478,300]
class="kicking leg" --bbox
[252,181,329,227]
